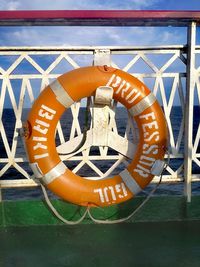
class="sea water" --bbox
[0,106,199,200]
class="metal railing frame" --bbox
[0,11,199,202]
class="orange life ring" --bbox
[24,66,168,207]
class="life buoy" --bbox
[24,66,168,207]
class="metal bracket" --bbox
[94,86,113,106]
[29,162,43,179]
[92,86,113,146]
[57,87,136,159]
[91,105,110,147]
[150,160,166,176]
[93,49,111,66]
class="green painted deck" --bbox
[1,222,200,267]
[1,196,200,266]
[1,195,200,226]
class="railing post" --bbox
[184,21,196,202]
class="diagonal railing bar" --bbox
[86,160,104,177]
[63,54,80,69]
[0,81,13,158]
[167,75,185,155]
[7,79,18,117]
[13,162,30,179]
[165,164,183,177]
[167,75,179,111]
[139,53,159,73]
[175,119,184,155]
[108,102,118,134]
[72,160,85,174]
[0,79,7,119]
[193,76,200,160]
[152,75,160,96]
[39,76,49,93]
[0,163,11,177]
[193,124,200,155]
[110,60,119,69]
[0,81,10,163]
[5,54,25,75]
[123,54,141,72]
[174,77,185,154]
[159,52,180,73]
[45,54,66,74]
[70,102,82,139]
[10,79,26,159]
[56,120,66,145]
[196,76,200,102]
[0,120,11,157]
[25,55,45,74]
[179,53,187,65]
[178,76,185,111]
[193,158,200,168]
[102,156,125,178]
[157,77,168,110]
[98,146,109,158]
[0,45,198,198]
[157,77,177,154]
[0,124,11,161]
[0,66,5,74]
[25,78,35,103]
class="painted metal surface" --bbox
[1,196,200,226]
[0,12,199,202]
[184,22,196,202]
[0,10,200,26]
[1,220,200,266]
[0,45,199,198]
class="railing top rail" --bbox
[0,10,200,27]
[0,45,186,52]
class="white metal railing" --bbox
[0,43,199,201]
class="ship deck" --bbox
[1,196,200,267]
[0,10,200,267]
[1,221,200,267]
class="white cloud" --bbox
[0,0,20,10]
[0,0,161,10]
[0,25,186,47]
[0,1,187,51]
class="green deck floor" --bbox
[1,221,200,267]
[1,196,200,267]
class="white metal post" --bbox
[184,22,196,202]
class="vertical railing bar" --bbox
[184,21,196,202]
[0,44,197,188]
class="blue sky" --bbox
[0,0,200,47]
[0,0,200,11]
